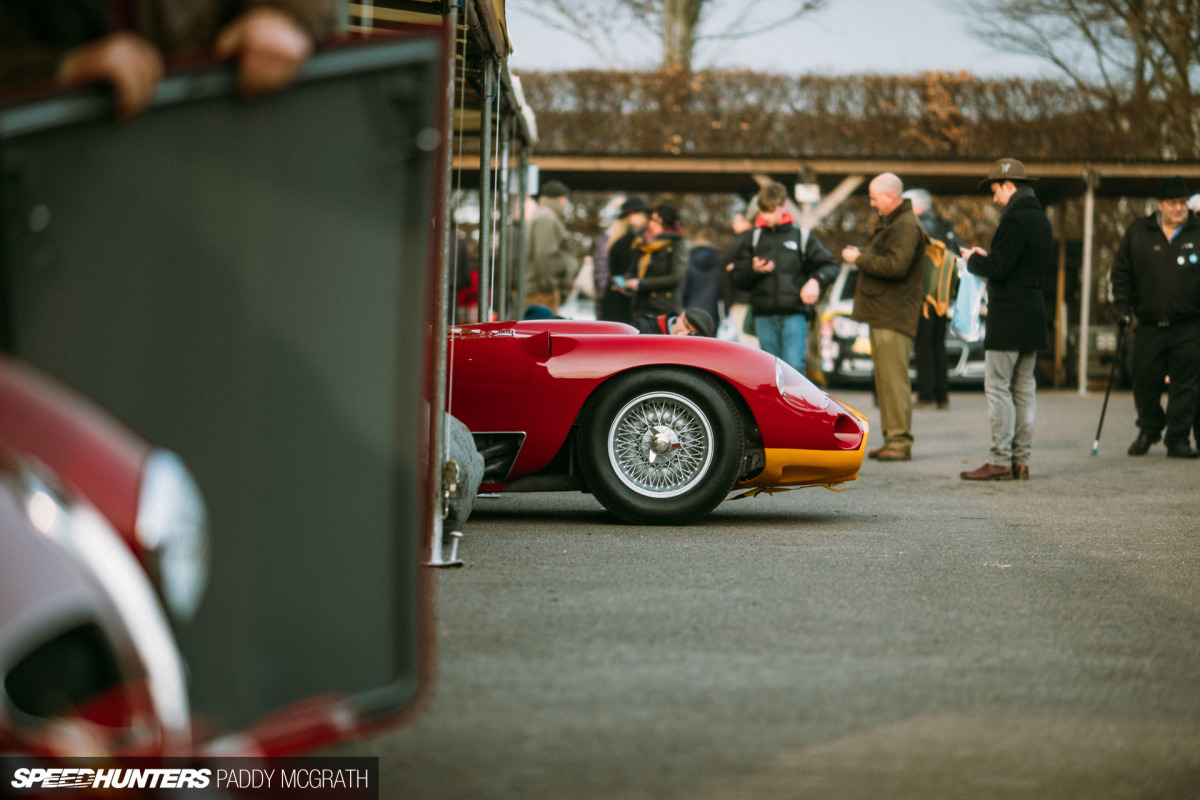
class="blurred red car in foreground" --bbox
[0,355,195,756]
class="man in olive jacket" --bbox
[842,173,926,461]
[525,180,577,313]
[960,158,1051,481]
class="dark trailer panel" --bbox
[0,35,443,737]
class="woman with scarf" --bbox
[626,203,689,319]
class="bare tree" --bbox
[512,0,827,72]
[960,0,1200,156]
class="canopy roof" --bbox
[521,154,1200,201]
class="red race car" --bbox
[449,320,869,524]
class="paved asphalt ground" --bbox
[347,387,1200,799]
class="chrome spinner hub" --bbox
[645,424,680,462]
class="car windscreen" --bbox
[0,37,441,735]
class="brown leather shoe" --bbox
[874,448,911,461]
[868,446,886,459]
[960,463,1013,481]
[1012,464,1030,480]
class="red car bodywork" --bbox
[0,356,148,551]
[449,320,868,494]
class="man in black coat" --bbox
[960,158,1051,481]
[1111,176,1200,459]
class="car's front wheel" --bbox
[578,370,743,525]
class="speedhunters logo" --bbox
[3,757,378,798]
[12,768,210,789]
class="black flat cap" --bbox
[1157,175,1190,199]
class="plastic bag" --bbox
[949,258,985,342]
[716,313,740,342]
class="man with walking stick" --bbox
[1111,176,1200,459]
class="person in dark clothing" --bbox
[730,182,838,376]
[1194,194,1200,450]
[719,210,756,343]
[450,229,475,324]
[633,308,715,337]
[904,188,965,409]
[960,158,1052,481]
[626,203,688,318]
[680,228,726,324]
[598,196,648,322]
[1111,175,1200,459]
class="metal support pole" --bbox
[426,1,461,567]
[496,115,513,320]
[1078,169,1096,395]
[477,59,495,323]
[1055,203,1068,388]
[514,143,530,316]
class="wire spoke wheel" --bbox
[608,392,713,498]
[579,369,743,525]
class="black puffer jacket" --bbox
[1111,211,1200,325]
[729,222,839,316]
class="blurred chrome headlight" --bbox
[9,461,191,748]
[775,358,829,410]
[831,315,867,340]
[135,450,209,623]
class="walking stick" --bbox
[1091,324,1126,456]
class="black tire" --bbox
[578,369,744,525]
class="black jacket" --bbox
[630,232,688,317]
[1111,211,1200,325]
[680,244,726,321]
[632,314,673,335]
[965,187,1051,352]
[729,222,839,316]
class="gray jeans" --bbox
[984,350,1037,466]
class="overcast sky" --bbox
[506,0,1055,78]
